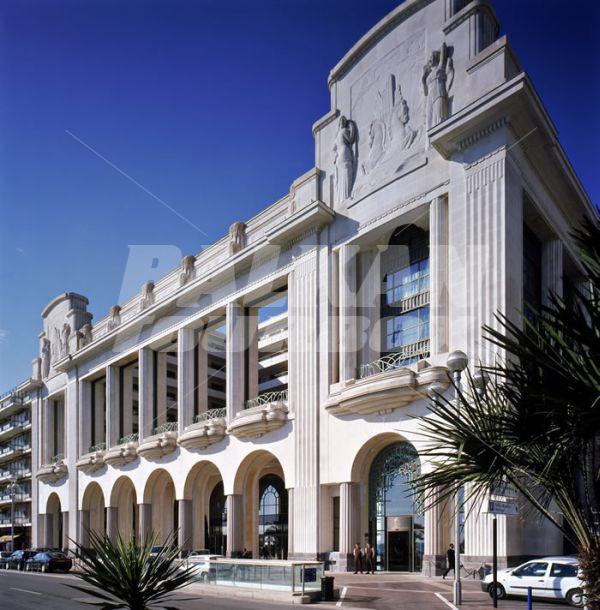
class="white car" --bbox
[186,552,223,582]
[482,556,584,607]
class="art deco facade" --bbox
[23,0,596,573]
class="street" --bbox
[0,570,296,610]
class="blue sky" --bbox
[0,0,598,389]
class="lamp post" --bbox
[446,350,469,606]
[8,476,17,552]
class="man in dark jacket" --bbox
[442,543,455,579]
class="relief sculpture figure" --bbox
[333,115,357,202]
[422,42,454,128]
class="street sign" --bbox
[488,499,519,515]
[490,481,518,499]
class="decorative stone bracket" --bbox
[104,439,138,467]
[137,431,178,460]
[227,401,288,439]
[76,449,106,474]
[179,410,226,450]
[36,460,68,484]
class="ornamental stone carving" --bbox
[76,323,93,349]
[422,42,454,128]
[333,115,357,203]
[107,305,121,331]
[41,338,51,379]
[229,221,247,255]
[140,281,155,310]
[179,255,195,286]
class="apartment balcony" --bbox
[104,434,139,467]
[0,492,31,506]
[0,394,26,419]
[0,468,31,483]
[137,423,178,459]
[228,390,288,439]
[0,443,31,465]
[325,346,450,416]
[179,409,226,450]
[0,417,31,443]
[76,442,107,474]
[36,453,68,484]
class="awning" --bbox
[0,534,21,543]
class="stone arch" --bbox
[81,482,105,546]
[109,476,137,541]
[232,450,287,559]
[143,469,176,545]
[182,461,224,552]
[45,492,63,549]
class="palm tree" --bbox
[414,219,600,607]
[68,530,197,609]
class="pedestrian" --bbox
[442,543,455,579]
[364,542,375,574]
[353,542,363,574]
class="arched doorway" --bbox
[46,493,63,550]
[258,474,287,559]
[110,476,137,541]
[233,451,288,559]
[368,441,422,571]
[144,469,176,545]
[183,461,225,553]
[81,483,105,546]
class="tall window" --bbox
[381,225,430,365]
[523,224,542,325]
[258,475,287,560]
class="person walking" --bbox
[353,542,364,574]
[364,542,375,574]
[442,543,455,579]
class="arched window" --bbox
[258,475,287,560]
[208,482,227,555]
[381,225,430,365]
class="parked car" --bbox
[25,551,72,573]
[186,552,222,582]
[4,550,37,570]
[0,551,12,567]
[482,556,584,607]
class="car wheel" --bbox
[488,583,507,600]
[566,588,585,608]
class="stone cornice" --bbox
[443,0,499,37]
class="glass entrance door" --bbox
[387,530,411,571]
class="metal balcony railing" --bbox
[152,421,178,435]
[194,408,226,424]
[118,433,138,445]
[245,389,288,410]
[51,453,65,464]
[88,442,106,453]
[357,340,431,379]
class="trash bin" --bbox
[321,575,335,601]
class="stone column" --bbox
[226,302,245,419]
[106,507,118,543]
[41,399,52,464]
[424,488,446,575]
[94,380,105,446]
[138,503,152,544]
[61,511,70,550]
[79,381,92,456]
[226,494,243,557]
[430,196,449,355]
[177,499,193,552]
[178,327,195,434]
[357,248,380,368]
[339,244,358,383]
[246,307,259,402]
[44,513,54,548]
[105,365,120,447]
[79,510,90,548]
[339,482,360,571]
[138,348,154,441]
[122,366,134,437]
[287,488,294,557]
[156,352,167,428]
[196,329,208,416]
[542,239,563,305]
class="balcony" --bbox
[137,422,178,459]
[0,492,31,506]
[0,417,31,443]
[179,409,227,450]
[76,442,107,474]
[0,443,31,465]
[0,394,26,419]
[36,453,68,484]
[104,434,139,467]
[325,350,450,416]
[228,390,288,439]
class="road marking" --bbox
[10,587,42,595]
[336,585,347,607]
[434,592,459,610]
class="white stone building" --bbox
[27,0,596,574]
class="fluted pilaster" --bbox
[226,494,243,557]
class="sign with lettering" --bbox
[488,499,519,515]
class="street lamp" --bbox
[8,476,18,553]
[473,368,488,398]
[446,350,468,606]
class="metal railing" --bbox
[152,421,178,435]
[245,389,288,410]
[194,408,226,423]
[118,432,139,445]
[88,442,106,453]
[51,453,65,464]
[357,341,430,379]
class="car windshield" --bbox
[550,563,578,577]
